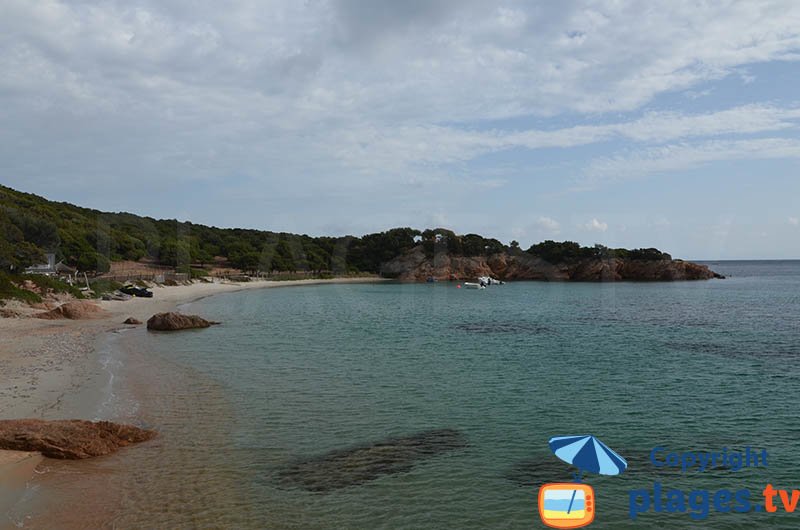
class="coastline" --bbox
[1,277,388,415]
[0,276,387,526]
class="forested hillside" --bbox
[0,186,495,274]
[0,184,675,276]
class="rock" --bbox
[0,308,21,318]
[35,301,106,320]
[0,419,157,459]
[146,312,218,331]
[614,259,718,281]
[29,302,57,310]
[380,249,722,282]
[123,317,142,325]
[276,428,468,492]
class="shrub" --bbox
[88,279,123,298]
[0,272,43,304]
[189,268,209,279]
[24,274,84,298]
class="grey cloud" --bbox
[329,0,481,46]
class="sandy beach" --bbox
[0,277,385,526]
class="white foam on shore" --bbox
[0,452,43,529]
[93,329,140,422]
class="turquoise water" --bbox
[52,261,800,528]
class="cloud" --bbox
[585,138,800,181]
[330,0,484,48]
[536,216,561,232]
[2,0,800,239]
[790,217,800,226]
[325,104,800,175]
[584,218,608,232]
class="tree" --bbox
[194,248,214,267]
[232,252,261,273]
[158,239,193,267]
[0,209,45,270]
[527,240,591,263]
[4,207,60,250]
[76,252,111,274]
[628,248,671,261]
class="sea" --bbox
[8,261,800,529]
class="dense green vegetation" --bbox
[85,278,123,297]
[0,185,675,279]
[526,241,671,264]
[0,186,504,274]
[419,228,506,258]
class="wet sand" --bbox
[1,277,385,415]
[0,277,386,528]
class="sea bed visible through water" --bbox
[10,261,800,529]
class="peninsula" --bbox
[0,184,721,307]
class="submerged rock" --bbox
[123,317,142,325]
[277,428,468,492]
[146,312,218,331]
[0,419,157,459]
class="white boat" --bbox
[463,282,485,289]
[477,276,505,286]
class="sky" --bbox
[1,1,800,259]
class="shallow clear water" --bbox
[25,261,800,528]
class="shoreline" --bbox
[0,276,388,524]
[1,277,389,415]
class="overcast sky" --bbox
[2,1,800,259]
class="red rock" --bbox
[146,312,218,331]
[380,249,722,282]
[0,419,157,459]
[35,301,106,320]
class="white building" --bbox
[24,253,78,280]
[25,253,57,275]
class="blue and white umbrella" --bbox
[548,435,627,478]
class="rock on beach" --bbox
[35,301,106,320]
[0,419,157,459]
[146,312,218,331]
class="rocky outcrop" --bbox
[567,257,723,281]
[35,301,106,320]
[146,312,218,331]
[0,419,157,459]
[381,249,723,282]
[123,317,142,325]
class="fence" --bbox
[94,271,189,283]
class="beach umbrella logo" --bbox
[538,435,627,529]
